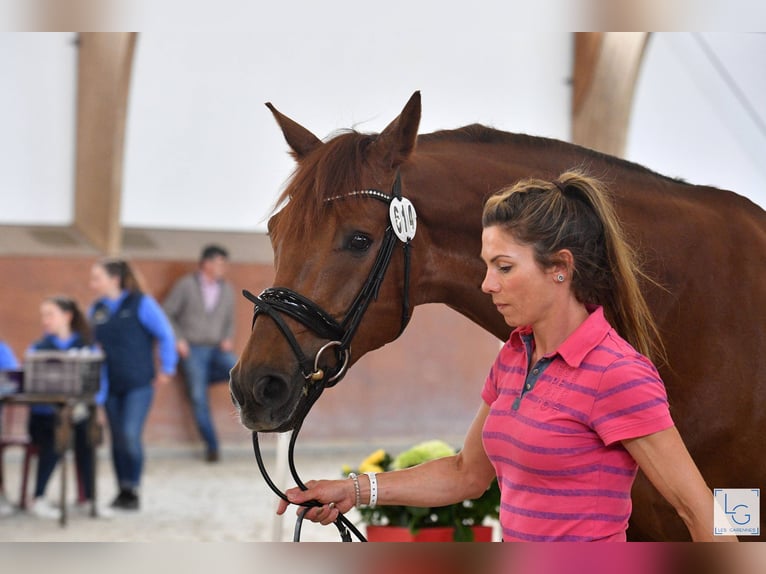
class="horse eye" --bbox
[347,233,372,252]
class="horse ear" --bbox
[369,91,421,168]
[265,102,323,160]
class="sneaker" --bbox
[72,500,114,519]
[30,498,62,520]
[109,491,125,508]
[0,493,14,517]
[111,489,139,510]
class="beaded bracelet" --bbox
[348,472,361,508]
[364,471,378,508]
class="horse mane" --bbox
[270,124,684,242]
[421,124,680,183]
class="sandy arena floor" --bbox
[0,439,371,542]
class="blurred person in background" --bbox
[26,296,109,520]
[163,244,237,463]
[89,259,177,511]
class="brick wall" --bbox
[0,255,501,448]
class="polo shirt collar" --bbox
[509,305,611,368]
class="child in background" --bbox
[26,296,109,519]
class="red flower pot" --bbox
[366,525,493,542]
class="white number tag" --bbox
[389,197,417,242]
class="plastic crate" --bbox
[23,350,104,396]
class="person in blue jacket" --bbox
[0,339,20,517]
[89,259,177,511]
[26,296,109,520]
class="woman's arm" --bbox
[277,402,496,525]
[622,426,738,542]
[137,295,178,376]
[0,341,19,369]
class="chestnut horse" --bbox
[230,92,766,541]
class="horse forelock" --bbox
[270,130,378,243]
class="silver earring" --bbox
[556,274,565,283]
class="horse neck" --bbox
[402,133,647,341]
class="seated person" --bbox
[26,296,108,519]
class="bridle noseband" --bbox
[242,170,415,541]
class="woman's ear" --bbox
[551,249,575,281]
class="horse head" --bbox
[231,92,424,432]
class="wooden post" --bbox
[572,32,649,158]
[73,33,137,255]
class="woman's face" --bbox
[89,264,120,298]
[40,301,71,337]
[480,225,558,328]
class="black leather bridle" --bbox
[242,170,414,541]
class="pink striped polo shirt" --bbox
[481,306,674,542]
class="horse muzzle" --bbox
[229,365,304,432]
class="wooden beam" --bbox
[73,33,137,256]
[572,32,649,158]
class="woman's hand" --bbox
[276,479,355,526]
[153,372,173,386]
[176,339,190,359]
[275,403,495,527]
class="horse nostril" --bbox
[254,375,289,408]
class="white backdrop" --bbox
[0,33,77,225]
[1,31,764,231]
[627,33,766,205]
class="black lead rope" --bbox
[252,431,366,542]
[251,371,366,541]
[246,170,413,541]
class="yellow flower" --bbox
[359,448,387,469]
[359,462,385,473]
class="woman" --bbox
[277,171,736,542]
[26,296,108,520]
[89,258,177,511]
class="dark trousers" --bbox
[28,411,94,499]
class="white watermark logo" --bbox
[714,489,760,536]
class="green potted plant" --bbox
[342,439,500,542]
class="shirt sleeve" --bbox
[481,354,502,406]
[94,362,109,405]
[138,295,178,375]
[0,342,19,369]
[590,354,675,446]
